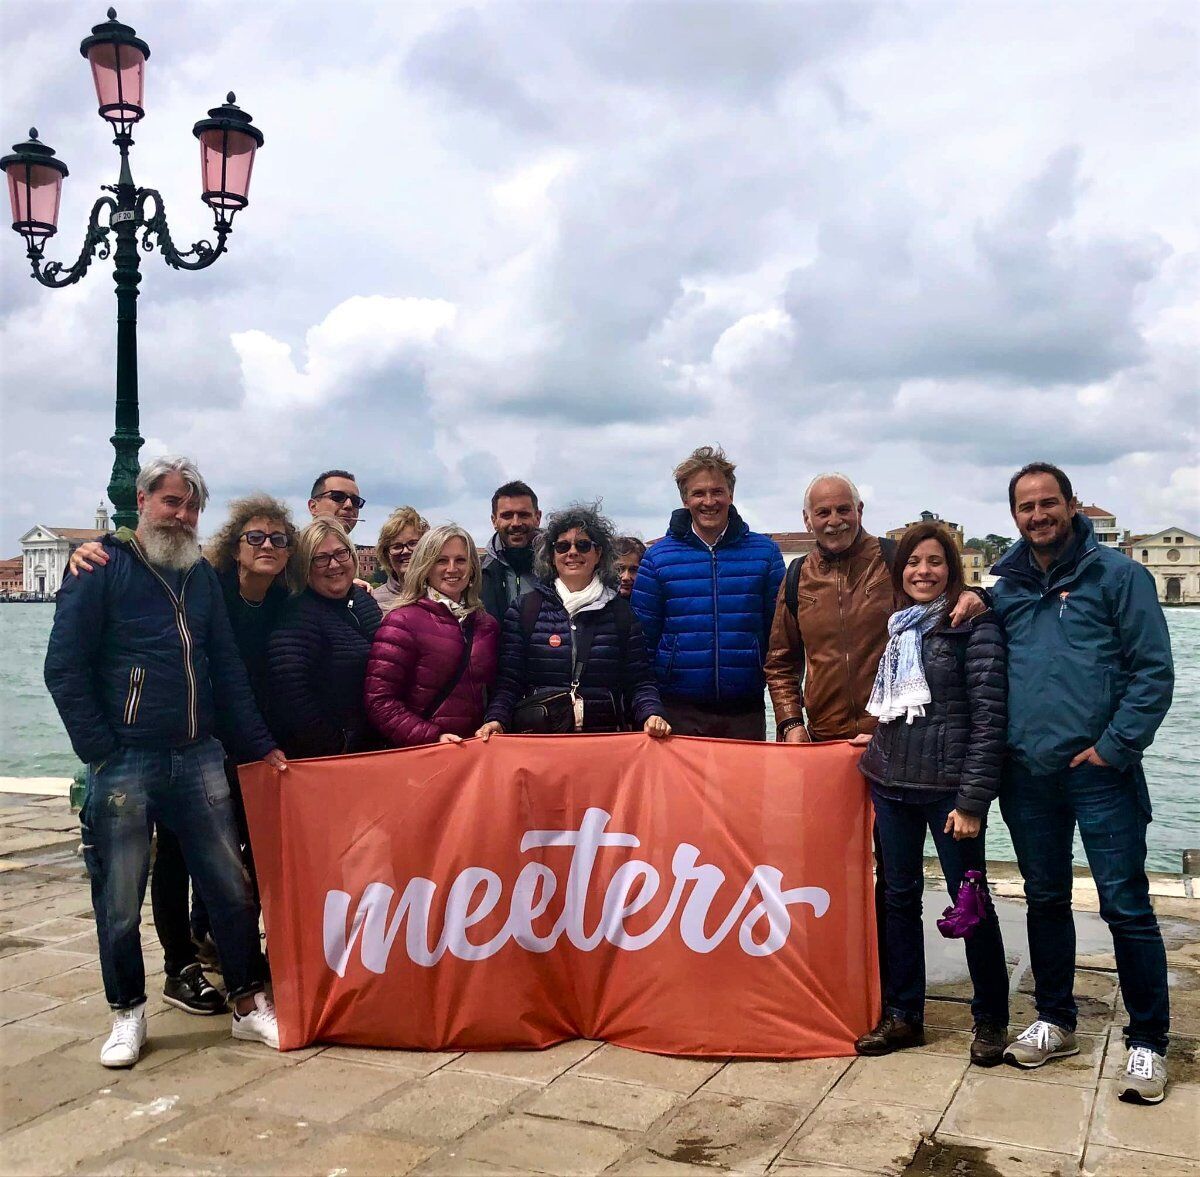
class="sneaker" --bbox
[1117,1046,1167,1104]
[231,991,279,1049]
[970,1022,1008,1067]
[1003,1019,1079,1068]
[100,1006,147,1068]
[855,1014,925,1056]
[163,963,226,1015]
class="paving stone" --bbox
[0,1020,81,1065]
[23,990,123,1034]
[0,946,94,989]
[455,1112,631,1174]
[116,1045,282,1105]
[610,1152,731,1174]
[448,1039,602,1085]
[148,1109,315,1170]
[364,1069,532,1142]
[233,1056,412,1122]
[0,1047,118,1131]
[905,1025,975,1060]
[0,986,61,1023]
[88,1160,221,1176]
[19,914,96,943]
[940,1071,1093,1155]
[703,1057,850,1109]
[916,1136,1077,1177]
[834,1052,967,1110]
[1089,1079,1200,1159]
[780,1097,936,1175]
[13,812,84,833]
[413,1156,527,1175]
[1101,1031,1200,1087]
[526,1073,683,1131]
[925,994,1039,1033]
[2,1094,183,1176]
[0,890,96,924]
[1081,1144,1200,1175]
[1006,1030,1106,1089]
[223,1038,326,1065]
[644,1093,804,1171]
[18,963,105,1000]
[573,1043,725,1094]
[270,1130,436,1175]
[320,1044,462,1073]
[0,829,78,856]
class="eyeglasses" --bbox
[311,548,354,569]
[553,539,596,555]
[239,530,289,549]
[314,490,365,511]
[389,541,418,555]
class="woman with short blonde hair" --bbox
[373,507,430,613]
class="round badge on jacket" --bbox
[548,634,562,647]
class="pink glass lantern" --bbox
[192,95,264,218]
[1,131,69,242]
[79,9,150,127]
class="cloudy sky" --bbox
[2,0,1196,551]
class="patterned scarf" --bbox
[866,596,946,725]
[426,586,474,622]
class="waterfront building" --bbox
[886,510,965,551]
[962,546,985,586]
[1078,504,1121,547]
[0,557,23,595]
[20,505,111,597]
[1128,526,1200,605]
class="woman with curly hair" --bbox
[477,504,670,738]
[372,506,430,613]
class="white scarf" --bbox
[866,596,947,725]
[426,586,474,622]
[554,575,613,617]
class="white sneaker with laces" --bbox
[100,1005,147,1068]
[1117,1045,1167,1104]
[231,991,279,1049]
[1003,1019,1079,1068]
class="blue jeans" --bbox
[80,738,265,1010]
[1000,760,1169,1054]
[871,787,1010,1028]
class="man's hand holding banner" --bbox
[240,734,880,1056]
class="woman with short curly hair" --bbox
[373,506,430,613]
[478,503,670,738]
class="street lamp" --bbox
[2,8,264,529]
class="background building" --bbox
[962,547,985,586]
[886,510,965,551]
[1128,527,1200,605]
[0,557,23,595]
[1078,504,1121,547]
[20,505,110,597]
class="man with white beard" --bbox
[45,457,288,1069]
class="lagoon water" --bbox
[1,603,1195,873]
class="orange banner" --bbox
[240,734,880,1056]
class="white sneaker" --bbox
[231,992,279,1049]
[1117,1045,1168,1104]
[100,1005,147,1068]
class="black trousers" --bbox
[662,696,767,741]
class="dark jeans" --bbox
[1000,760,1169,1054]
[871,787,1009,1028]
[80,738,265,1009]
[662,697,766,740]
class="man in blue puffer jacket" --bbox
[631,446,785,738]
[990,462,1174,1103]
[44,457,287,1069]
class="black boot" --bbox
[855,1014,925,1056]
[970,1022,1008,1067]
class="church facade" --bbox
[20,506,111,597]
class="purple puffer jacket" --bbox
[364,598,499,747]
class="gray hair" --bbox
[536,502,619,588]
[803,472,862,513]
[136,456,210,511]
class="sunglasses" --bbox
[311,548,354,569]
[553,539,596,555]
[314,490,366,510]
[239,530,289,549]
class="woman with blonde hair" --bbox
[373,506,430,613]
[365,525,499,746]
[267,518,383,758]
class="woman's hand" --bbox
[848,733,872,747]
[437,733,463,745]
[944,809,982,840]
[644,715,672,739]
[475,721,504,742]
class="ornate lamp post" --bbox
[2,9,264,529]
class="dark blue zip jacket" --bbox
[630,506,785,706]
[990,513,1173,775]
[44,529,276,766]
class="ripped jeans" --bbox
[81,738,264,1009]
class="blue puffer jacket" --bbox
[484,581,662,732]
[630,506,785,705]
[991,513,1173,775]
[44,529,275,766]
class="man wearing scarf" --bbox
[481,480,542,623]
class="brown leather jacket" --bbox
[765,531,898,741]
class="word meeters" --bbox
[324,808,831,975]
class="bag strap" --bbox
[420,614,476,721]
[785,536,900,617]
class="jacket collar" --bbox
[667,504,750,548]
[994,513,1098,592]
[482,531,542,570]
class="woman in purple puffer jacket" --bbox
[364,524,499,746]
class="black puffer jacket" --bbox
[484,581,663,732]
[858,613,1007,815]
[266,586,383,758]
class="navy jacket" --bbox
[484,581,662,732]
[44,530,275,766]
[630,506,785,705]
[991,514,1173,775]
[858,615,1007,815]
[266,586,383,759]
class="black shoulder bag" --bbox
[510,594,598,734]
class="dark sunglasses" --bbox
[314,490,366,510]
[239,530,289,549]
[553,539,596,555]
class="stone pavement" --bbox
[1,792,1198,1177]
